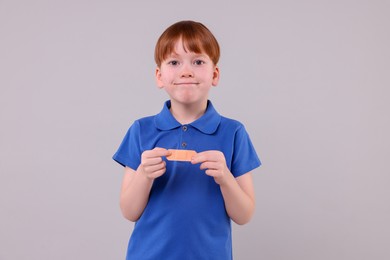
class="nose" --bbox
[180,64,194,78]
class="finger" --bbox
[191,152,210,164]
[142,156,163,166]
[199,161,218,170]
[144,162,166,173]
[143,148,170,159]
[204,169,218,177]
[153,147,171,157]
[192,151,222,164]
[148,168,166,179]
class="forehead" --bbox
[162,36,205,57]
[167,39,208,57]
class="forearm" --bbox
[120,167,153,222]
[219,174,255,225]
[120,148,170,222]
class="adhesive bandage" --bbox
[166,149,197,162]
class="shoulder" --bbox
[123,115,158,138]
[220,116,244,126]
[219,116,246,132]
[134,115,156,127]
[127,115,159,138]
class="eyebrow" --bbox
[167,52,208,59]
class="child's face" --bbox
[156,39,219,107]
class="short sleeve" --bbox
[112,121,142,170]
[230,125,261,177]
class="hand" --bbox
[191,150,233,186]
[138,147,170,180]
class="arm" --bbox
[192,151,255,225]
[219,172,255,225]
[120,148,170,222]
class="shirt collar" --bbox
[154,100,221,134]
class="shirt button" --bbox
[181,142,187,148]
[182,125,188,131]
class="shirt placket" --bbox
[180,125,188,149]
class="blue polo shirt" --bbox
[113,100,261,260]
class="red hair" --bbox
[154,20,220,67]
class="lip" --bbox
[174,82,199,85]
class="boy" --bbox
[113,20,261,260]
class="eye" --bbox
[194,60,205,65]
[168,60,179,66]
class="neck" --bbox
[169,100,208,125]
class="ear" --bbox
[212,66,220,87]
[155,67,164,89]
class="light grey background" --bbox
[1,0,389,259]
